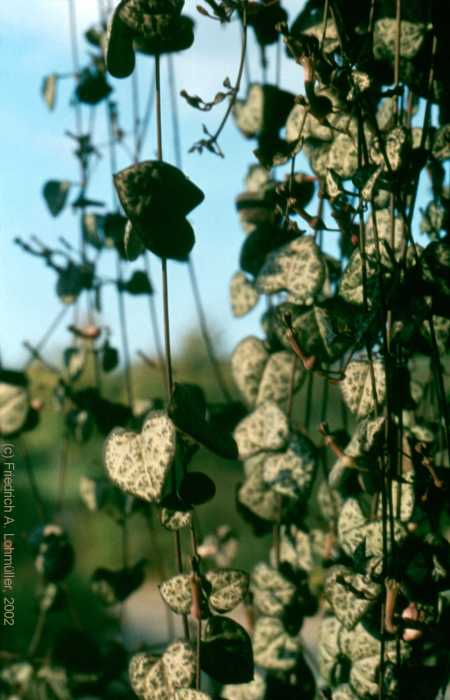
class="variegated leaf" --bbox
[278,526,311,572]
[251,562,296,616]
[159,574,192,615]
[325,566,381,630]
[253,617,299,671]
[256,236,326,306]
[222,671,266,700]
[238,469,279,523]
[231,337,268,408]
[104,411,176,502]
[263,432,317,500]
[129,641,195,700]
[160,508,192,531]
[318,616,342,683]
[256,351,303,406]
[159,569,248,616]
[340,360,386,418]
[0,381,29,436]
[234,401,289,459]
[337,498,367,557]
[205,569,249,613]
[230,272,259,318]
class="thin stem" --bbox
[136,66,156,158]
[167,55,231,401]
[320,0,330,50]
[154,52,189,643]
[188,259,232,401]
[204,2,248,153]
[143,252,167,391]
[116,258,134,407]
[154,54,174,396]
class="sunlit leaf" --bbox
[129,641,195,700]
[104,411,176,503]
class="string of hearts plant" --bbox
[1,1,450,700]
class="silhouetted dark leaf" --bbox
[179,471,216,505]
[201,615,254,683]
[43,180,71,216]
[119,270,153,295]
[91,559,146,604]
[169,383,238,459]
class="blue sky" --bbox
[0,0,307,370]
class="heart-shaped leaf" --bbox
[159,569,249,615]
[325,566,381,630]
[231,336,268,408]
[119,270,153,295]
[104,411,176,503]
[91,559,146,605]
[43,180,71,217]
[179,472,216,506]
[129,641,195,700]
[256,235,326,305]
[206,569,249,613]
[201,616,253,684]
[114,161,204,260]
[232,84,295,139]
[159,574,193,615]
[234,401,289,459]
[169,383,238,460]
[253,616,299,671]
[230,272,259,317]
